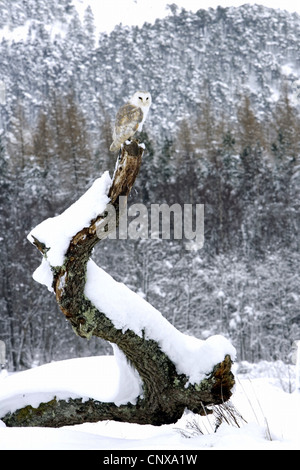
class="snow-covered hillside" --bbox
[1,1,300,138]
[0,356,299,450]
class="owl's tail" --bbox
[109,141,121,152]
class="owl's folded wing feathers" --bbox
[116,104,143,127]
[110,104,144,152]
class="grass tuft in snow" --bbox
[175,401,246,438]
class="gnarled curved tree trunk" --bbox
[1,140,235,428]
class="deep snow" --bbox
[0,356,299,450]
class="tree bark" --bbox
[1,140,235,428]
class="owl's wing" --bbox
[110,104,144,152]
[115,104,143,129]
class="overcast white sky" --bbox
[74,0,300,33]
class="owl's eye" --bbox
[146,97,149,100]
[138,96,143,101]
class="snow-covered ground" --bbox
[0,356,299,450]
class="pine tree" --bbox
[6,101,33,171]
[269,84,300,248]
[83,5,96,49]
[236,94,265,190]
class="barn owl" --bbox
[110,91,152,152]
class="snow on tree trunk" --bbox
[1,140,236,428]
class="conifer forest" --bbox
[0,0,299,370]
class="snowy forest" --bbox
[0,0,299,371]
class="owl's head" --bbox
[130,91,152,108]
